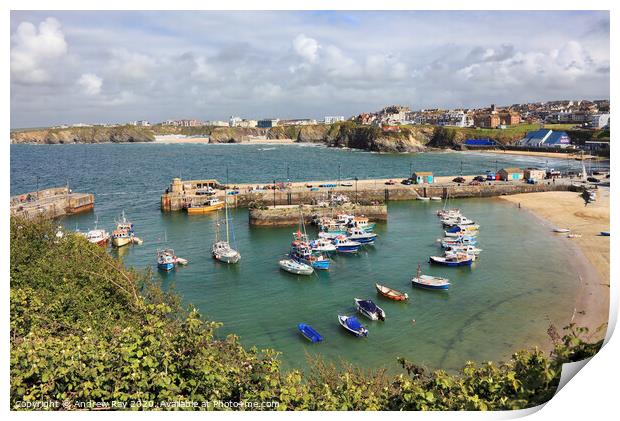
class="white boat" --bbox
[211,196,240,264]
[279,259,314,275]
[430,196,442,201]
[444,230,478,238]
[417,196,430,201]
[411,264,450,290]
[82,228,110,247]
[354,299,386,321]
[553,228,571,233]
[442,216,475,226]
[445,245,482,255]
[346,227,377,244]
[309,238,337,253]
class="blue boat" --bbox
[332,236,362,253]
[290,241,330,270]
[429,254,473,267]
[338,315,368,337]
[157,249,176,271]
[346,227,377,244]
[298,323,323,343]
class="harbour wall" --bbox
[249,203,388,227]
[10,187,95,219]
[161,177,576,213]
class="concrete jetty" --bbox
[161,175,578,215]
[10,186,94,219]
[249,203,387,227]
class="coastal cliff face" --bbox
[10,126,155,144]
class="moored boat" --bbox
[337,315,368,337]
[444,245,482,255]
[375,283,408,301]
[332,235,362,253]
[429,253,473,267]
[82,228,110,247]
[157,248,176,271]
[111,211,136,247]
[411,264,450,290]
[346,227,377,244]
[212,199,241,264]
[298,323,323,343]
[186,198,225,215]
[279,259,314,275]
[354,298,386,321]
[309,238,337,253]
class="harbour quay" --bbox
[10,186,94,219]
[249,203,388,227]
[160,174,578,214]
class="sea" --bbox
[10,143,609,373]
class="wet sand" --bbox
[499,189,610,341]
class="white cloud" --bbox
[191,56,217,82]
[293,34,319,63]
[106,48,155,82]
[77,73,102,95]
[11,17,68,84]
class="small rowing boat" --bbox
[375,283,408,301]
[553,228,571,233]
[354,298,386,321]
[279,259,314,275]
[298,323,323,343]
[338,315,368,337]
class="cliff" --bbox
[10,125,155,144]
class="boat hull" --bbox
[186,202,225,214]
[158,262,174,271]
[112,236,132,247]
[411,280,450,290]
[213,252,240,264]
[338,315,368,337]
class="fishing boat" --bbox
[186,197,225,215]
[440,236,477,248]
[337,315,368,337]
[375,283,408,301]
[279,259,314,275]
[429,253,473,267]
[157,248,176,271]
[553,228,571,233]
[290,240,330,270]
[348,216,376,232]
[111,211,137,247]
[332,235,362,253]
[82,228,110,247]
[411,264,450,290]
[211,197,240,264]
[297,323,323,343]
[354,298,386,321]
[309,238,337,253]
[346,227,377,244]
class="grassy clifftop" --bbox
[10,217,603,410]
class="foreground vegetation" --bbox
[10,217,604,410]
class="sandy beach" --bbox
[472,149,599,160]
[499,189,610,340]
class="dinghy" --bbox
[375,283,408,301]
[553,228,571,233]
[411,264,450,290]
[338,315,368,337]
[429,253,473,267]
[298,323,323,343]
[354,299,386,321]
[279,259,314,275]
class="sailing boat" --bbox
[212,195,240,264]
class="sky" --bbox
[10,10,610,128]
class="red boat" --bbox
[375,283,408,301]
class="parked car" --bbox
[452,177,465,183]
[319,183,337,188]
[469,180,481,186]
[385,180,396,185]
[587,177,600,183]
[473,176,486,182]
[401,178,413,185]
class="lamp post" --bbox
[273,179,276,208]
[354,177,359,204]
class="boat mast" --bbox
[225,192,230,244]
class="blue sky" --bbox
[10,10,610,128]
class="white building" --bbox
[207,120,230,127]
[324,116,345,124]
[237,119,258,128]
[437,111,470,127]
[229,116,242,127]
[129,120,150,127]
[591,113,610,129]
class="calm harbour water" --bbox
[11,143,602,373]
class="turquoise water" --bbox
[11,143,595,372]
